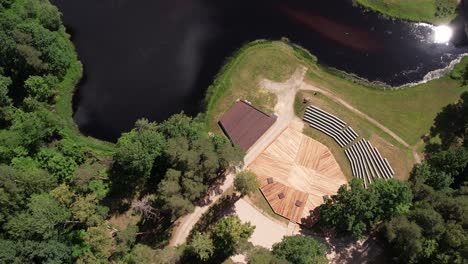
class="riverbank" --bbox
[55,47,115,157]
[204,40,468,179]
[355,0,458,24]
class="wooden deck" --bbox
[249,126,347,224]
[259,181,308,223]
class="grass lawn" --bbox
[204,40,303,133]
[295,91,415,180]
[306,64,468,147]
[355,0,458,24]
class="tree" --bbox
[5,193,71,240]
[188,232,215,261]
[11,157,58,195]
[318,179,375,238]
[71,194,103,226]
[386,216,423,263]
[234,171,259,196]
[19,239,72,264]
[56,138,86,164]
[50,183,75,206]
[115,224,138,257]
[88,180,109,200]
[430,92,468,149]
[427,147,468,189]
[161,194,194,221]
[157,113,205,141]
[0,165,26,224]
[318,178,412,238]
[0,239,17,263]
[372,179,413,220]
[24,75,58,102]
[0,74,12,106]
[0,107,58,162]
[36,147,78,182]
[408,206,446,239]
[211,215,255,257]
[78,225,112,263]
[114,118,165,179]
[272,235,327,264]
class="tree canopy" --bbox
[272,235,327,264]
[318,178,412,238]
[234,170,259,197]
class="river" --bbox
[51,0,468,141]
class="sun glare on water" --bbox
[434,25,453,44]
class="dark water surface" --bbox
[51,0,468,141]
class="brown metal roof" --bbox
[219,100,276,151]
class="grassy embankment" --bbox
[203,40,304,133]
[55,43,115,157]
[204,40,468,181]
[355,0,458,24]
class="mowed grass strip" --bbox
[306,64,468,147]
[204,41,302,132]
[295,91,414,180]
[355,0,457,24]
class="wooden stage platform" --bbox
[249,127,347,224]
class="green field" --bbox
[204,40,303,132]
[355,0,458,24]
[205,40,468,180]
[306,64,468,147]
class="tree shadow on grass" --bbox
[428,92,468,153]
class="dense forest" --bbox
[0,0,245,262]
[0,0,466,263]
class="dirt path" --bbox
[235,197,383,263]
[234,198,292,249]
[169,66,308,246]
[300,82,422,163]
[169,171,235,246]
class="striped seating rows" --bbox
[344,139,395,187]
[303,106,358,148]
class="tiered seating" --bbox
[303,106,358,147]
[345,139,395,186]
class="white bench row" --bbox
[304,107,359,147]
[345,139,395,185]
[305,107,345,131]
[307,106,346,127]
[306,119,347,147]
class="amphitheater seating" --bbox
[345,139,395,186]
[303,106,358,148]
[302,104,395,185]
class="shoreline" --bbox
[354,0,458,25]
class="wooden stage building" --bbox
[219,100,276,151]
[249,127,348,224]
